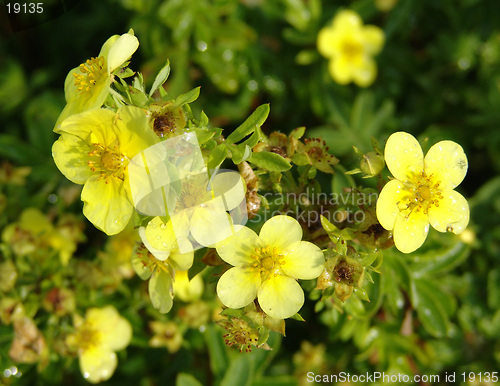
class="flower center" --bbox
[400,172,444,216]
[175,177,213,211]
[250,246,285,281]
[73,56,106,95]
[87,143,127,183]
[341,39,363,59]
[74,323,102,352]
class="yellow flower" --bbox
[317,10,384,87]
[216,216,325,319]
[376,132,469,253]
[66,306,132,384]
[127,134,247,250]
[173,270,204,302]
[134,219,194,313]
[52,106,158,235]
[54,31,139,131]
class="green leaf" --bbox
[149,59,171,97]
[320,215,341,242]
[227,104,270,145]
[205,325,230,380]
[488,269,500,310]
[412,278,450,338]
[230,143,252,164]
[221,355,254,386]
[148,269,174,314]
[249,152,291,172]
[208,143,228,170]
[409,240,470,275]
[0,135,40,164]
[176,373,203,386]
[188,248,207,281]
[351,91,375,133]
[194,129,215,145]
[173,87,201,108]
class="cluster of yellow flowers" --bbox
[50,24,471,383]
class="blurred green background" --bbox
[1,0,500,384]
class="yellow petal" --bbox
[81,176,133,235]
[384,132,424,181]
[333,10,362,30]
[317,27,337,58]
[363,25,385,55]
[58,108,116,144]
[329,57,353,85]
[87,306,132,351]
[259,215,302,252]
[393,209,429,253]
[211,171,246,211]
[282,241,324,280]
[138,226,170,261]
[173,271,204,302]
[190,204,236,247]
[352,56,377,87]
[114,106,159,157]
[215,225,259,266]
[376,179,408,231]
[168,248,194,271]
[79,347,117,384]
[149,269,174,314]
[216,267,260,309]
[424,140,468,190]
[258,275,304,319]
[428,190,469,234]
[52,133,94,184]
[106,33,139,73]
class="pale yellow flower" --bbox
[216,216,325,319]
[376,132,469,253]
[66,306,132,384]
[52,106,158,235]
[54,31,139,130]
[317,10,384,87]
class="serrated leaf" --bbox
[227,104,270,145]
[249,152,291,172]
[149,60,171,97]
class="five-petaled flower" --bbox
[216,216,325,319]
[54,30,139,130]
[66,306,132,384]
[52,106,158,235]
[376,132,469,253]
[317,10,384,87]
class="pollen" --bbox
[87,143,127,181]
[73,56,106,95]
[251,246,284,281]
